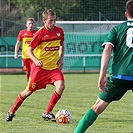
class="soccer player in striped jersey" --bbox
[74,0,133,132]
[6,9,65,121]
[14,18,37,81]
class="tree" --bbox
[1,0,127,21]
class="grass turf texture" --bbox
[0,74,132,133]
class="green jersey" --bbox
[102,20,133,77]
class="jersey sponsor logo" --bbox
[25,41,31,44]
[45,46,59,51]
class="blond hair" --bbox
[42,9,56,21]
[26,18,35,22]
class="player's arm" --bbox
[98,44,113,93]
[58,45,64,70]
[27,46,43,67]
[14,40,21,59]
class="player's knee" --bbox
[57,84,65,93]
[55,81,65,90]
[61,83,65,90]
[21,90,33,99]
[92,104,104,115]
[55,84,65,96]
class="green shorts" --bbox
[98,76,133,103]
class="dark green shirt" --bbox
[102,20,133,77]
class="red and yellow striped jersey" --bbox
[30,26,64,70]
[17,29,37,59]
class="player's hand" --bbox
[58,59,63,70]
[98,75,107,93]
[14,54,18,59]
[34,60,43,67]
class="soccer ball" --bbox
[55,109,72,124]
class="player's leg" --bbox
[22,59,31,81]
[74,98,109,133]
[25,71,30,81]
[42,80,65,121]
[26,59,33,81]
[92,97,109,114]
[45,80,65,114]
[42,68,65,121]
[6,84,33,122]
[74,77,130,132]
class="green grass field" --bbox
[0,74,132,133]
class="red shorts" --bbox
[22,59,33,72]
[26,63,64,91]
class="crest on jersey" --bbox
[56,32,60,36]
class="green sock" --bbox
[74,109,98,133]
